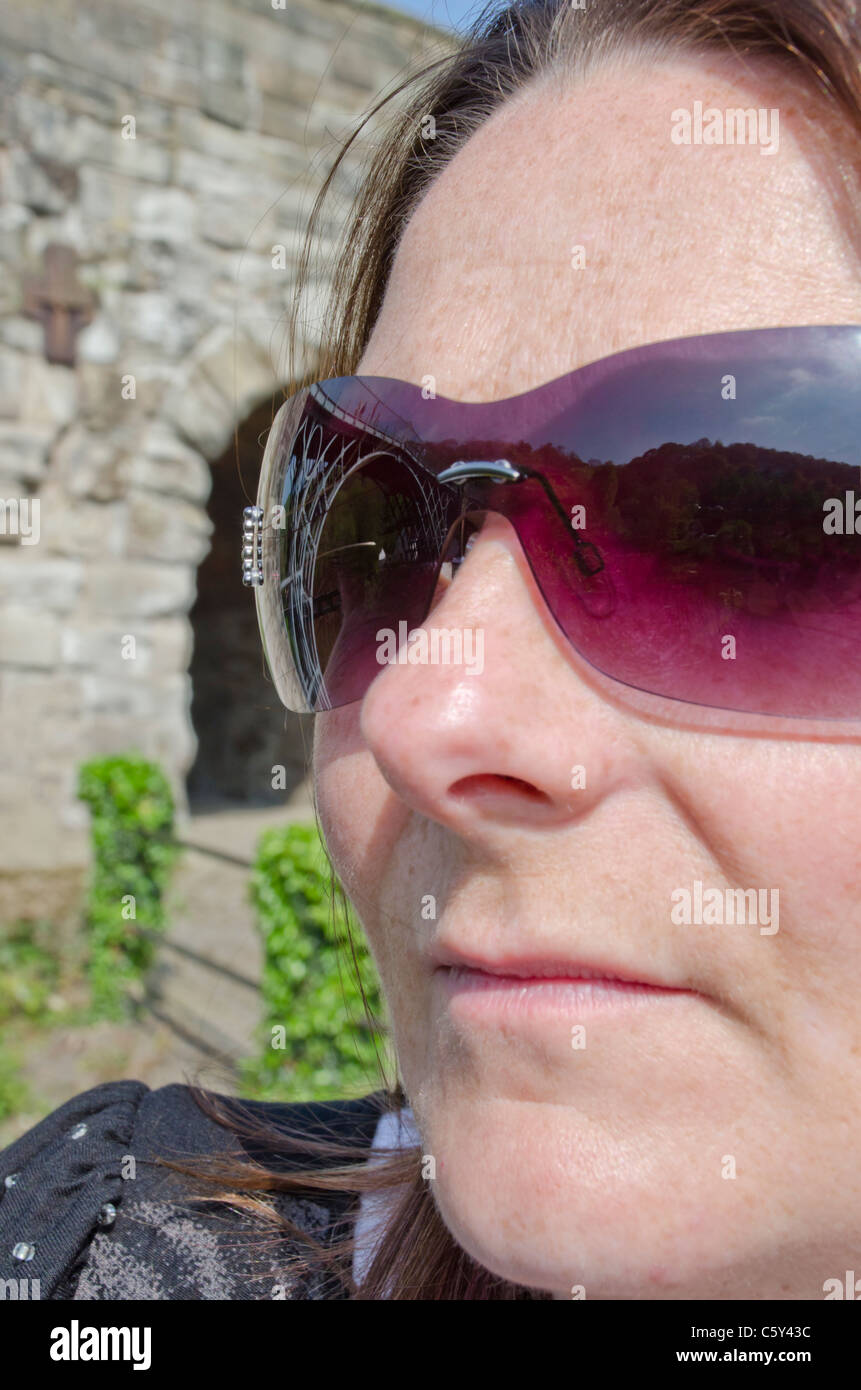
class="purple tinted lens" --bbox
[509,445,861,719]
[310,455,463,709]
[273,326,861,717]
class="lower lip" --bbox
[437,966,694,1018]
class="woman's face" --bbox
[314,52,861,1298]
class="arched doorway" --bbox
[186,397,311,808]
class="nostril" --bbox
[450,773,551,803]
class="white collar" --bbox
[352,1107,420,1291]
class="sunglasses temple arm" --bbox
[518,467,605,577]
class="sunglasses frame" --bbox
[242,323,861,722]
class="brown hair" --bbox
[167,0,861,1300]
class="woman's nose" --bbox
[359,510,642,836]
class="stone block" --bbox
[173,107,300,180]
[7,774,87,844]
[231,0,337,44]
[2,147,68,215]
[109,361,173,414]
[195,196,277,252]
[0,865,87,931]
[121,291,209,359]
[259,93,318,144]
[0,553,83,612]
[128,243,231,315]
[79,671,196,776]
[77,165,139,258]
[146,616,193,675]
[135,51,201,108]
[174,146,300,207]
[76,363,140,430]
[0,318,44,354]
[82,559,196,617]
[329,44,388,97]
[51,426,128,501]
[125,490,212,565]
[60,620,136,670]
[36,489,127,558]
[257,34,336,93]
[22,53,118,123]
[132,187,199,245]
[107,133,172,186]
[1,3,174,97]
[128,423,212,504]
[230,250,293,296]
[11,93,171,182]
[124,238,180,292]
[61,616,192,678]
[235,313,317,377]
[161,367,236,459]
[0,346,25,419]
[200,32,249,131]
[24,204,87,265]
[76,314,121,365]
[0,605,61,667]
[77,259,135,293]
[0,277,23,317]
[0,424,54,482]
[0,671,88,759]
[203,82,250,134]
[196,325,280,425]
[19,356,79,429]
[78,670,164,718]
[249,53,322,105]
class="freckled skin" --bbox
[313,52,861,1298]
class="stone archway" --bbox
[0,0,455,943]
[186,394,310,808]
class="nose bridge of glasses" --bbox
[435,459,520,571]
[436,458,522,486]
[437,458,606,584]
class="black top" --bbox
[0,1080,385,1300]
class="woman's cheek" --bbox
[313,711,401,921]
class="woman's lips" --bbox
[436,964,697,1018]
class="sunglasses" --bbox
[243,324,861,720]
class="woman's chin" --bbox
[416,1093,809,1301]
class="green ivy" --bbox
[242,823,392,1102]
[77,755,180,1019]
[0,1051,30,1124]
[0,923,61,1026]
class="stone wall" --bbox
[0,0,455,924]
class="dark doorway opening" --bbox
[187,397,311,809]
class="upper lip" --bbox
[431,943,688,990]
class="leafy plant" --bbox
[0,1050,31,1124]
[0,922,89,1126]
[242,823,392,1102]
[77,755,180,1018]
[0,922,61,1025]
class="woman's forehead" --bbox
[356,55,861,401]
